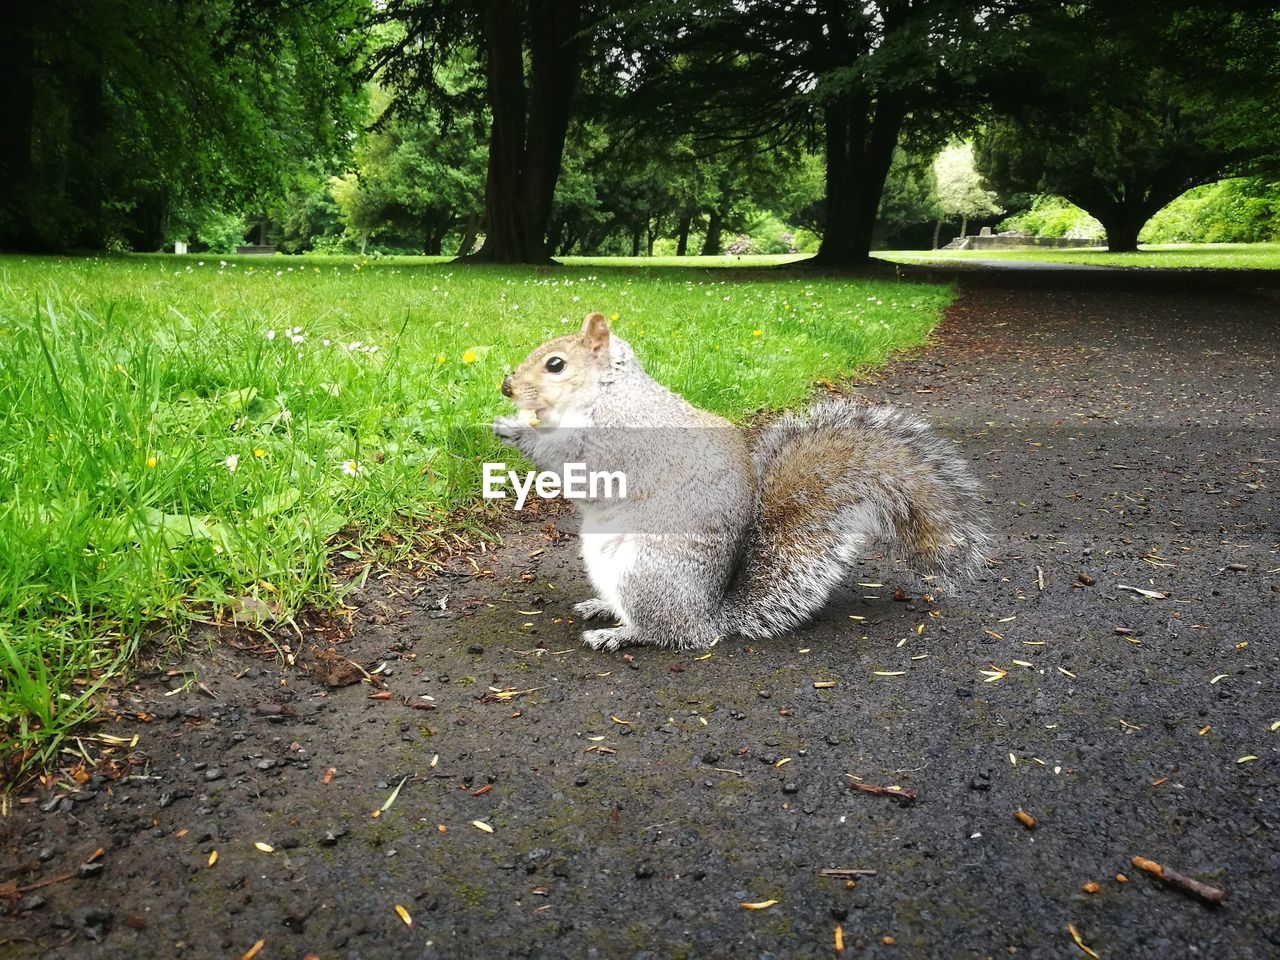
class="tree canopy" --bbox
[0,0,364,251]
[5,1,1280,261]
[975,4,1280,251]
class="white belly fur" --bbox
[580,533,638,624]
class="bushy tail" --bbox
[722,400,991,639]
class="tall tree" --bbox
[372,0,585,263]
[975,4,1280,252]
[623,0,1032,267]
[0,0,364,252]
[933,142,1001,243]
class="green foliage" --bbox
[875,150,942,247]
[0,253,952,773]
[1141,179,1280,244]
[194,212,251,254]
[998,196,1103,240]
[976,4,1280,251]
[933,144,1001,224]
[0,0,367,253]
[332,90,486,254]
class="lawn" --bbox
[0,253,952,774]
[884,242,1280,270]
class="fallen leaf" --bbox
[208,850,218,867]
[381,776,409,812]
[471,820,494,833]
[740,899,779,910]
[240,939,265,960]
[395,904,412,927]
[1117,583,1168,599]
[1067,922,1099,959]
[254,842,274,853]
[1237,755,1259,764]
[323,767,336,785]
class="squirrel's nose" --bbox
[500,375,513,398]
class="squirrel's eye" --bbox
[545,356,566,373]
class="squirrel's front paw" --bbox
[573,598,619,621]
[491,414,527,444]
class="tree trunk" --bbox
[675,214,692,256]
[701,209,723,255]
[1101,216,1142,253]
[810,90,906,267]
[0,6,37,249]
[629,226,641,257]
[646,217,657,256]
[465,0,582,264]
[70,66,108,248]
[959,214,968,240]
[455,211,481,256]
[931,219,942,250]
[423,227,445,256]
[1077,189,1168,253]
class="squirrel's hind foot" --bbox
[573,598,619,621]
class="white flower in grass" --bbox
[225,454,240,473]
[219,260,227,267]
[341,459,364,478]
[265,329,276,341]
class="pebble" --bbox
[634,862,654,879]
[204,768,225,782]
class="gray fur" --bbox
[493,333,991,651]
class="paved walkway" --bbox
[3,267,1277,959]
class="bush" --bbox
[999,196,1103,239]
[1141,179,1280,244]
[195,211,250,253]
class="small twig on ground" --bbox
[848,782,917,803]
[818,868,878,879]
[1131,855,1226,905]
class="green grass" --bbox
[884,242,1280,270]
[0,252,951,777]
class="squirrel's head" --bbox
[501,312,623,425]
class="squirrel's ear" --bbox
[581,312,610,356]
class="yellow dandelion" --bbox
[752,329,763,337]
[436,354,446,364]
[609,313,619,322]
[146,456,158,469]
[462,350,477,364]
[253,448,266,458]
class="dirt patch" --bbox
[2,267,1277,958]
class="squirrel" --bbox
[493,312,991,652]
